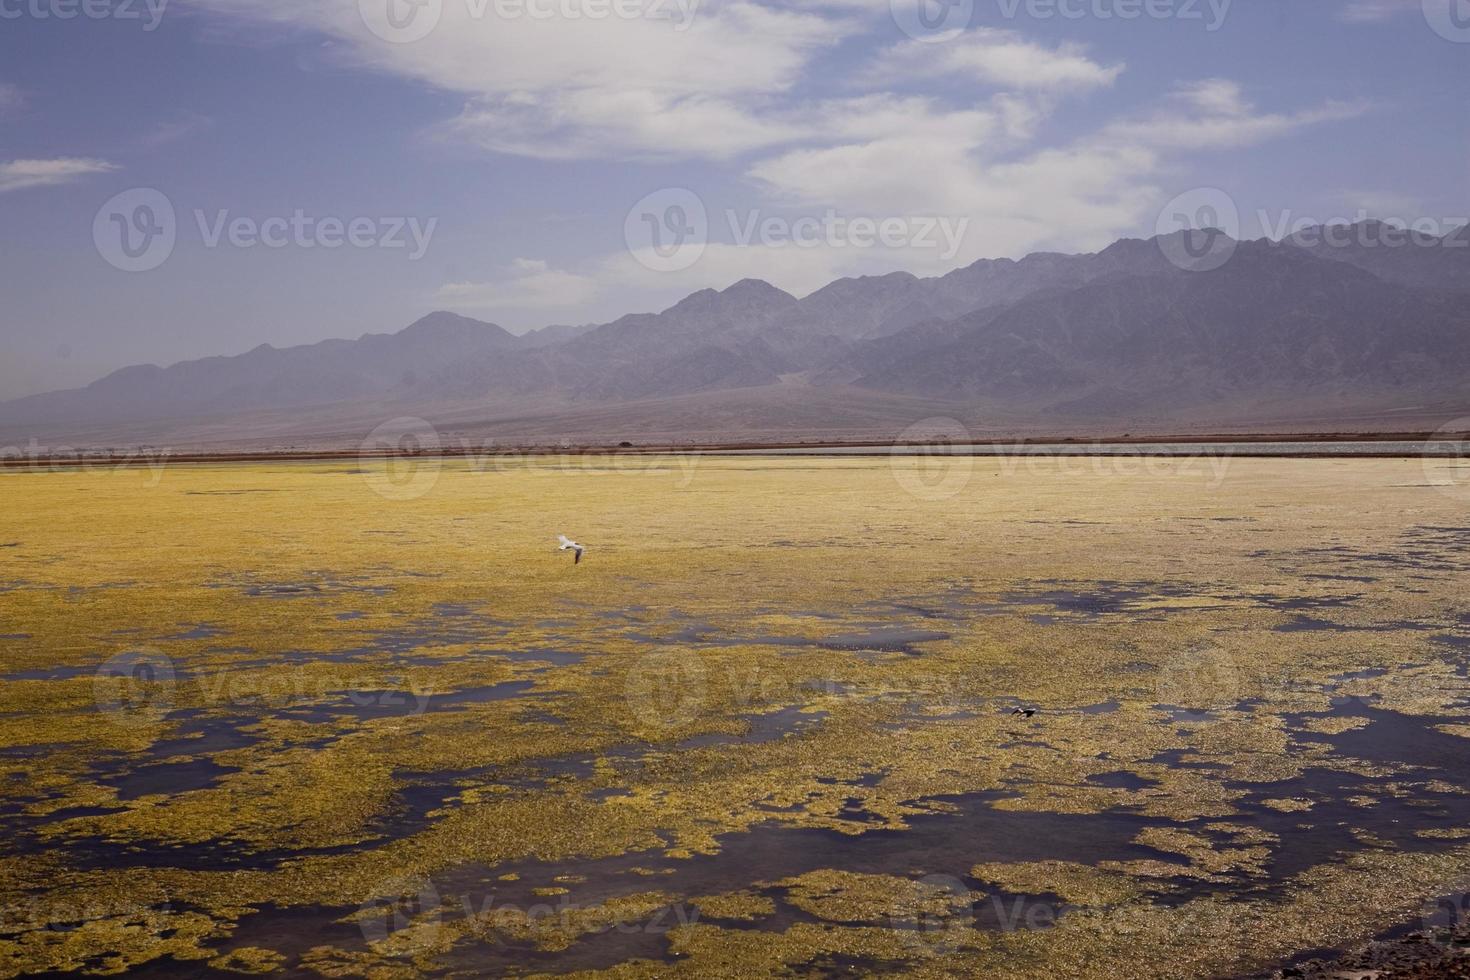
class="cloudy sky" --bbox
[0,0,1465,398]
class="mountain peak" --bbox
[395,310,515,345]
[721,278,793,301]
[402,310,503,333]
[664,280,797,318]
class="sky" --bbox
[0,0,1466,399]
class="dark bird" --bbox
[1011,707,1038,718]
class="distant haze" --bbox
[4,225,1468,449]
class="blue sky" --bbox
[0,0,1465,398]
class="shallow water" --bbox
[737,441,1469,457]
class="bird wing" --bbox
[573,547,583,564]
[558,535,573,549]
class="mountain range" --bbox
[5,222,1468,448]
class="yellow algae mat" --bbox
[1,453,1469,977]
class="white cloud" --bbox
[0,158,118,194]
[187,2,1384,325]
[871,29,1124,91]
[198,0,852,160]
[435,67,1381,323]
[1101,79,1368,150]
[744,80,1359,265]
[441,90,806,161]
[438,258,601,312]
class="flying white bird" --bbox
[557,535,585,564]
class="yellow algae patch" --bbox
[209,947,288,974]
[969,861,1140,906]
[1134,827,1271,877]
[1297,715,1371,735]
[0,907,222,977]
[690,891,776,922]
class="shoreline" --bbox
[1257,902,1470,979]
[0,430,1465,468]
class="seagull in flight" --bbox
[557,535,585,564]
[1011,706,1038,718]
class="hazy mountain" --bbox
[860,239,1470,411]
[1,311,523,425]
[1276,221,1470,293]
[4,223,1468,442]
